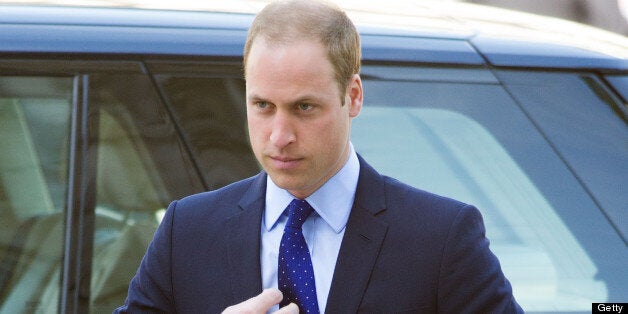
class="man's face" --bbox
[245,38,362,199]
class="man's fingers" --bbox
[221,288,284,314]
[252,288,284,308]
[275,303,299,314]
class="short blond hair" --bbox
[243,0,361,96]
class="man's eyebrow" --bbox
[292,95,319,103]
[247,94,269,103]
[247,94,322,104]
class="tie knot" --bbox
[285,199,314,230]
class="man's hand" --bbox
[222,289,299,314]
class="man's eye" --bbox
[298,103,312,111]
[256,101,269,109]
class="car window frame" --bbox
[0,58,179,312]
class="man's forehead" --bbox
[249,35,324,55]
[245,38,330,76]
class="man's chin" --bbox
[267,174,313,198]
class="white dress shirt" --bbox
[261,143,360,313]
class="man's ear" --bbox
[347,74,363,118]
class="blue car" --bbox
[0,2,626,313]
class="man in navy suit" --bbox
[117,0,523,313]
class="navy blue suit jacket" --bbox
[117,157,522,313]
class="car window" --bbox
[0,76,72,313]
[497,70,628,241]
[152,68,260,189]
[0,70,212,313]
[352,65,627,312]
[87,73,206,313]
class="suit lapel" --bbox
[326,157,389,313]
[226,173,267,303]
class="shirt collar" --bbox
[264,143,360,233]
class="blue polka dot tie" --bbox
[278,199,320,314]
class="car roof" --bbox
[1,0,627,71]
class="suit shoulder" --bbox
[180,175,257,204]
[382,175,469,211]
[167,174,261,223]
[378,175,485,234]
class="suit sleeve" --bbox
[437,205,523,314]
[114,201,178,313]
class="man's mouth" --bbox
[269,155,303,170]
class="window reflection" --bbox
[0,77,72,313]
[353,107,607,311]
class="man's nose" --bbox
[269,112,296,148]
